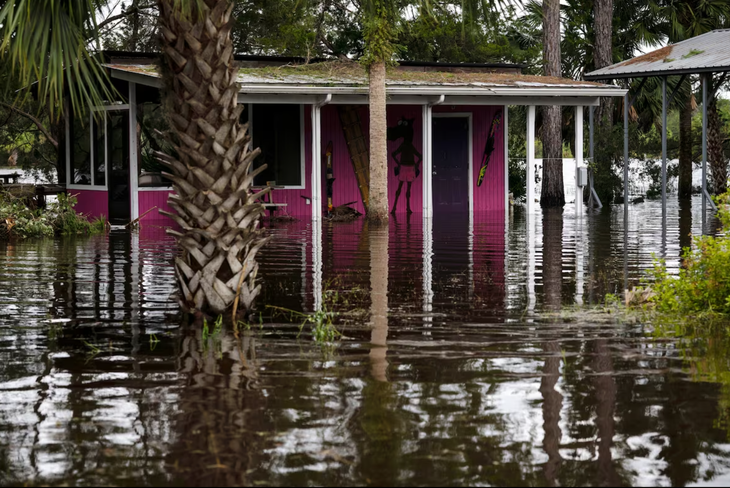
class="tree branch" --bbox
[0,102,58,148]
[97,3,156,31]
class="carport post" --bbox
[662,76,667,212]
[527,105,536,218]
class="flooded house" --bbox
[65,52,625,226]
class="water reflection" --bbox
[0,197,729,486]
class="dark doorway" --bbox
[107,110,131,224]
[431,116,471,301]
[432,116,469,213]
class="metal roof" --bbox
[585,29,730,80]
[106,62,626,106]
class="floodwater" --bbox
[0,196,728,486]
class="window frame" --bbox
[249,103,305,190]
[66,104,130,191]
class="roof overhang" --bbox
[585,29,730,81]
[109,65,626,107]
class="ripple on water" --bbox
[0,197,727,486]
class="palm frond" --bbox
[0,0,117,119]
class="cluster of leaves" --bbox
[0,192,106,239]
[648,192,730,316]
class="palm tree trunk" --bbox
[709,98,727,194]
[368,60,389,222]
[157,0,268,318]
[593,0,613,127]
[678,93,693,198]
[540,0,564,208]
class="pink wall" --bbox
[80,104,505,224]
[70,189,108,221]
[319,105,425,217]
[307,104,505,217]
[433,105,506,215]
[139,190,174,219]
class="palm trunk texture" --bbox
[678,94,693,198]
[157,0,269,317]
[541,0,564,208]
[368,60,389,222]
[593,0,614,127]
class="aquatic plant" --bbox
[647,191,730,317]
[267,304,341,344]
[0,191,106,239]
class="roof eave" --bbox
[586,64,730,80]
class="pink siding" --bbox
[433,105,506,215]
[321,105,367,215]
[314,104,505,217]
[121,104,505,221]
[319,105,425,217]
[71,189,108,221]
[139,190,174,222]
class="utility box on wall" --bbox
[576,167,588,187]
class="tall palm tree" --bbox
[2,0,269,319]
[594,0,614,127]
[361,0,398,223]
[541,0,564,208]
[156,0,268,319]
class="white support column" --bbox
[312,217,322,312]
[128,82,139,221]
[422,214,433,328]
[575,105,584,216]
[526,105,536,219]
[310,100,328,312]
[422,104,433,218]
[504,105,509,224]
[311,103,323,221]
[526,105,536,316]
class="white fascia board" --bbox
[238,93,602,106]
[238,84,627,98]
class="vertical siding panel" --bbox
[386,106,424,216]
[138,190,175,224]
[321,105,366,215]
[73,190,109,220]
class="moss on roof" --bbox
[107,60,612,88]
[237,61,607,87]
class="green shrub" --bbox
[649,192,730,316]
[0,192,106,239]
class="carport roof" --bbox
[585,29,730,80]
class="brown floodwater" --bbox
[1,196,728,487]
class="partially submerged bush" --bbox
[648,192,730,316]
[0,192,106,239]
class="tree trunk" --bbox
[708,98,727,194]
[593,0,614,127]
[157,0,269,318]
[540,0,564,208]
[678,92,693,198]
[369,222,389,382]
[368,60,389,222]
